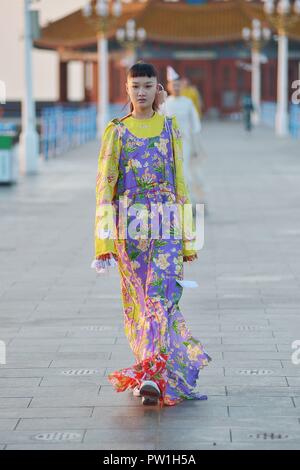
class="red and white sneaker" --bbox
[139,380,161,405]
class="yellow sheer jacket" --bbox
[94,112,197,259]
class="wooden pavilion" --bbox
[34,0,300,116]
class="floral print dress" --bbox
[94,113,212,407]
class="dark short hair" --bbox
[127,62,158,80]
[126,62,159,112]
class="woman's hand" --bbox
[96,253,118,262]
[183,254,198,262]
[155,84,168,107]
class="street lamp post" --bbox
[116,19,147,68]
[19,0,40,175]
[262,0,300,136]
[83,0,122,137]
[242,19,271,125]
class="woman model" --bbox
[92,62,212,407]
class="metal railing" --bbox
[260,101,277,128]
[290,103,300,138]
[41,104,97,159]
[261,101,300,138]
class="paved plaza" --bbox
[0,121,300,449]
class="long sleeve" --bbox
[170,115,197,257]
[189,101,202,158]
[190,100,201,134]
[94,121,120,259]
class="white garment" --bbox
[160,96,201,196]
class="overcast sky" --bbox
[0,0,87,100]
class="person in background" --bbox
[242,93,254,131]
[181,76,203,119]
[160,67,202,205]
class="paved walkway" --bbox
[0,121,300,449]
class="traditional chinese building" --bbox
[34,0,300,116]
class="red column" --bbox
[59,61,68,103]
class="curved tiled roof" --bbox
[34,0,300,50]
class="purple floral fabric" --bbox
[107,116,212,406]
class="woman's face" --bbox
[126,76,158,111]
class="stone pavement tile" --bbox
[49,355,111,368]
[156,427,230,447]
[225,367,300,377]
[207,396,293,407]
[4,442,156,450]
[282,360,300,368]
[265,309,300,316]
[39,376,109,387]
[56,344,129,353]
[272,334,300,341]
[209,344,277,351]
[0,385,102,399]
[0,407,93,419]
[0,430,85,445]
[226,385,300,396]
[229,407,300,418]
[221,336,276,344]
[213,360,284,368]
[16,413,159,431]
[0,360,53,368]
[287,378,300,386]
[0,328,21,337]
[218,301,265,309]
[86,344,138,353]
[277,344,300,352]
[31,307,82,316]
[0,367,106,378]
[83,428,157,448]
[0,378,41,388]
[16,328,68,338]
[0,398,32,408]
[65,330,123,339]
[220,323,270,330]
[28,394,148,408]
[0,302,39,313]
[224,351,293,360]
[159,404,228,418]
[8,341,116,353]
[184,376,287,386]
[0,420,19,431]
[231,428,300,446]
[218,309,267,315]
[91,406,166,419]
[155,442,300,450]
[7,344,59,353]
[1,290,50,301]
[158,416,299,429]
[292,397,300,407]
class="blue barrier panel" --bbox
[261,101,300,139]
[290,104,300,139]
[261,101,276,128]
[41,104,97,159]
